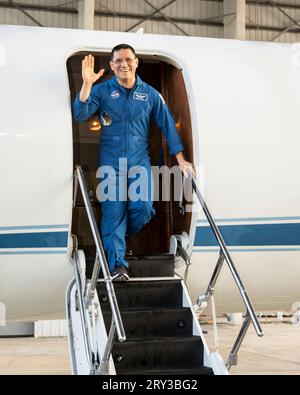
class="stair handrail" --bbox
[70,241,95,373]
[189,173,263,369]
[73,165,126,372]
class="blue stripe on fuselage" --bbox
[0,232,68,248]
[194,223,300,247]
[1,223,299,249]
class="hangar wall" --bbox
[0,0,300,43]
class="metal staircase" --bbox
[96,257,215,375]
[66,165,262,375]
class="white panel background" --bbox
[34,319,68,337]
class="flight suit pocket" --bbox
[130,100,151,120]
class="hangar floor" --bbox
[202,319,300,375]
[0,320,299,375]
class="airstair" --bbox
[67,166,263,375]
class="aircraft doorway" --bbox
[67,52,193,257]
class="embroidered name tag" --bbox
[133,92,148,101]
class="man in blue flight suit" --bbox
[73,44,194,281]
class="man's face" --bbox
[110,48,139,84]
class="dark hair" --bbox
[110,44,136,60]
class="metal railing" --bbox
[72,165,126,375]
[71,239,95,373]
[189,174,263,370]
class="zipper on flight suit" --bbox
[125,85,136,164]
[124,89,129,161]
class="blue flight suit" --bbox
[73,74,184,272]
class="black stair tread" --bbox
[97,278,177,285]
[116,335,201,343]
[113,336,203,359]
[86,253,175,278]
[102,306,193,339]
[97,278,179,284]
[127,254,175,277]
[103,306,191,313]
[86,253,174,263]
[127,253,175,261]
[97,279,183,310]
[116,336,192,342]
[114,335,195,342]
[97,279,181,286]
[112,335,204,370]
[118,366,214,375]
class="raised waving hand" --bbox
[82,54,105,86]
[79,54,105,102]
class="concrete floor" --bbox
[0,320,299,375]
[202,320,300,375]
[0,337,70,375]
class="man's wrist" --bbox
[82,81,93,89]
[79,82,92,102]
[175,151,185,165]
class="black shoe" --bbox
[125,237,133,257]
[111,265,129,281]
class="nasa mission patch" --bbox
[100,111,112,126]
[111,90,120,100]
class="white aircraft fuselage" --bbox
[0,25,299,321]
